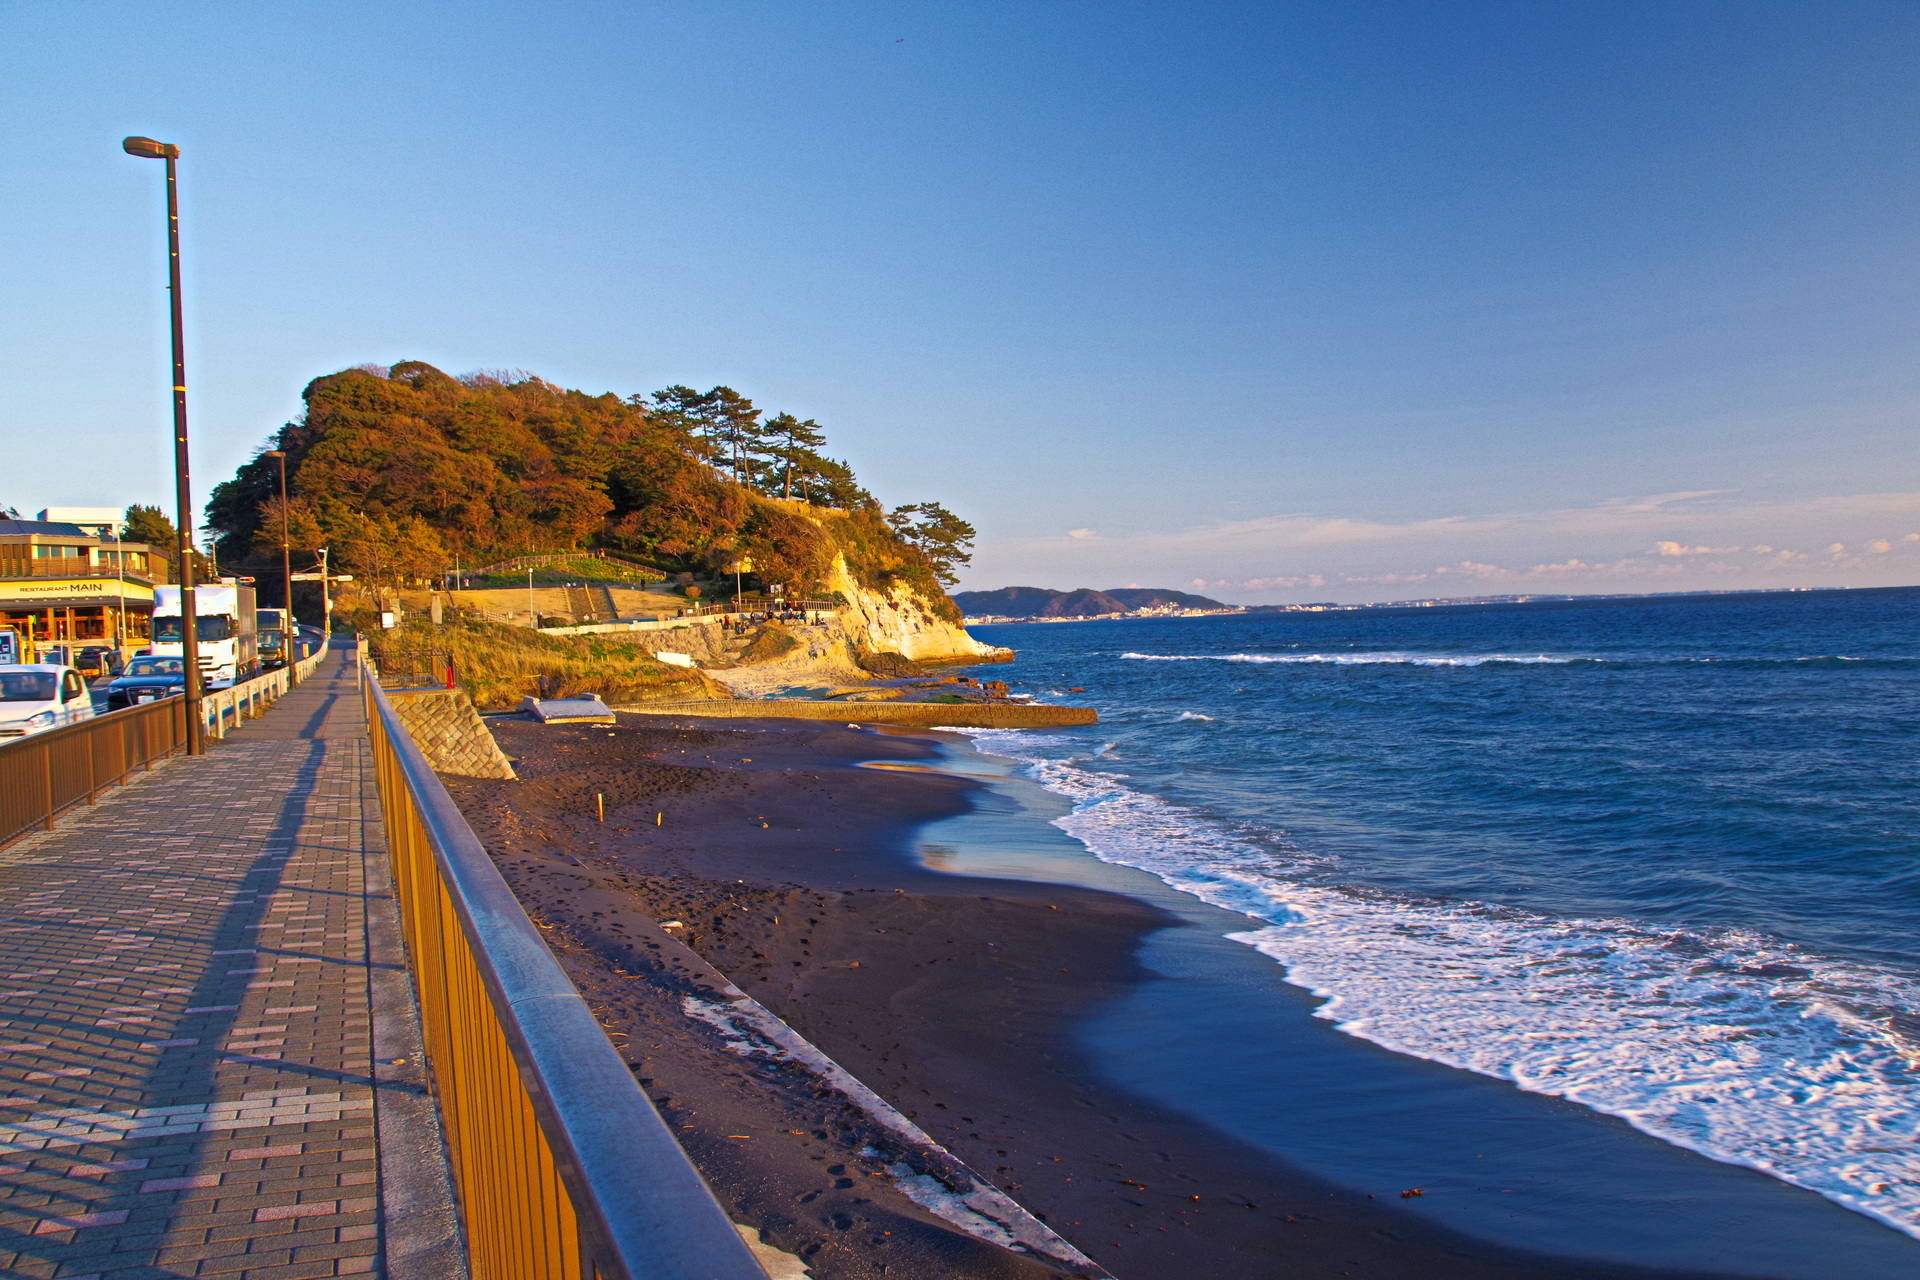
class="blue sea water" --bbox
[961,588,1920,1246]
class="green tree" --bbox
[123,504,176,546]
[888,502,976,586]
[762,414,829,498]
[648,385,769,486]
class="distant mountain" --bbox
[952,585,1229,617]
[1102,588,1228,610]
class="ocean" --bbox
[953,588,1920,1271]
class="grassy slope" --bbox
[370,617,721,709]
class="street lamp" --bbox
[262,451,291,630]
[122,135,203,754]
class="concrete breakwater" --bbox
[613,698,1097,728]
[387,687,519,778]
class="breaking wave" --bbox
[963,729,1920,1240]
[1121,651,1574,666]
[1119,651,1917,669]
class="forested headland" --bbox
[205,361,974,612]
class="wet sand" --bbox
[445,714,1743,1280]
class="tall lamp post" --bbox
[262,451,292,630]
[122,135,203,754]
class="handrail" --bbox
[0,697,187,850]
[0,638,331,849]
[361,656,766,1280]
[198,642,330,741]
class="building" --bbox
[36,507,125,540]
[0,520,172,653]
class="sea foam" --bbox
[964,729,1920,1239]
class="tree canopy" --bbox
[122,504,175,547]
[887,503,976,586]
[203,362,969,605]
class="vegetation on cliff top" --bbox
[366,615,721,709]
[205,362,973,613]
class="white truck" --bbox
[257,607,289,671]
[153,583,259,689]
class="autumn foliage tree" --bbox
[203,362,966,604]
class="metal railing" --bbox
[200,644,329,741]
[356,647,450,692]
[0,641,330,850]
[361,661,765,1280]
[0,696,188,850]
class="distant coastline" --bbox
[963,606,1240,625]
[964,581,1920,626]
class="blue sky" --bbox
[4,1,1918,602]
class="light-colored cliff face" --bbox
[824,553,1009,663]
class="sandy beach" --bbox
[443,715,1761,1279]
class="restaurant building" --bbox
[0,519,172,654]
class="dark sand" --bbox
[446,715,1737,1280]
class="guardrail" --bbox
[361,657,766,1280]
[0,697,188,851]
[200,645,328,741]
[540,605,842,638]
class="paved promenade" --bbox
[0,646,455,1280]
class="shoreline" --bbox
[442,713,1782,1279]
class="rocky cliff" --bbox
[824,552,1010,665]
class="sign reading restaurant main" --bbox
[0,578,156,604]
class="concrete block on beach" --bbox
[610,697,1097,727]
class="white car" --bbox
[0,665,97,740]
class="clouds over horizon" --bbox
[958,489,1920,602]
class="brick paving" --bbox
[0,648,423,1279]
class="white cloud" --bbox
[1655,542,1745,556]
[962,489,1920,602]
[1241,574,1327,590]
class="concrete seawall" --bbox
[611,698,1097,728]
[387,687,519,778]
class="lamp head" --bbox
[262,450,285,459]
[121,136,179,160]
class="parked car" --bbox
[74,647,124,679]
[104,656,188,711]
[0,665,98,739]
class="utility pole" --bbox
[110,523,127,652]
[263,450,291,626]
[318,547,332,642]
[122,135,203,754]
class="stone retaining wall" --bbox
[387,688,518,779]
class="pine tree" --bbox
[889,502,976,585]
[762,414,830,498]
[123,504,177,546]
